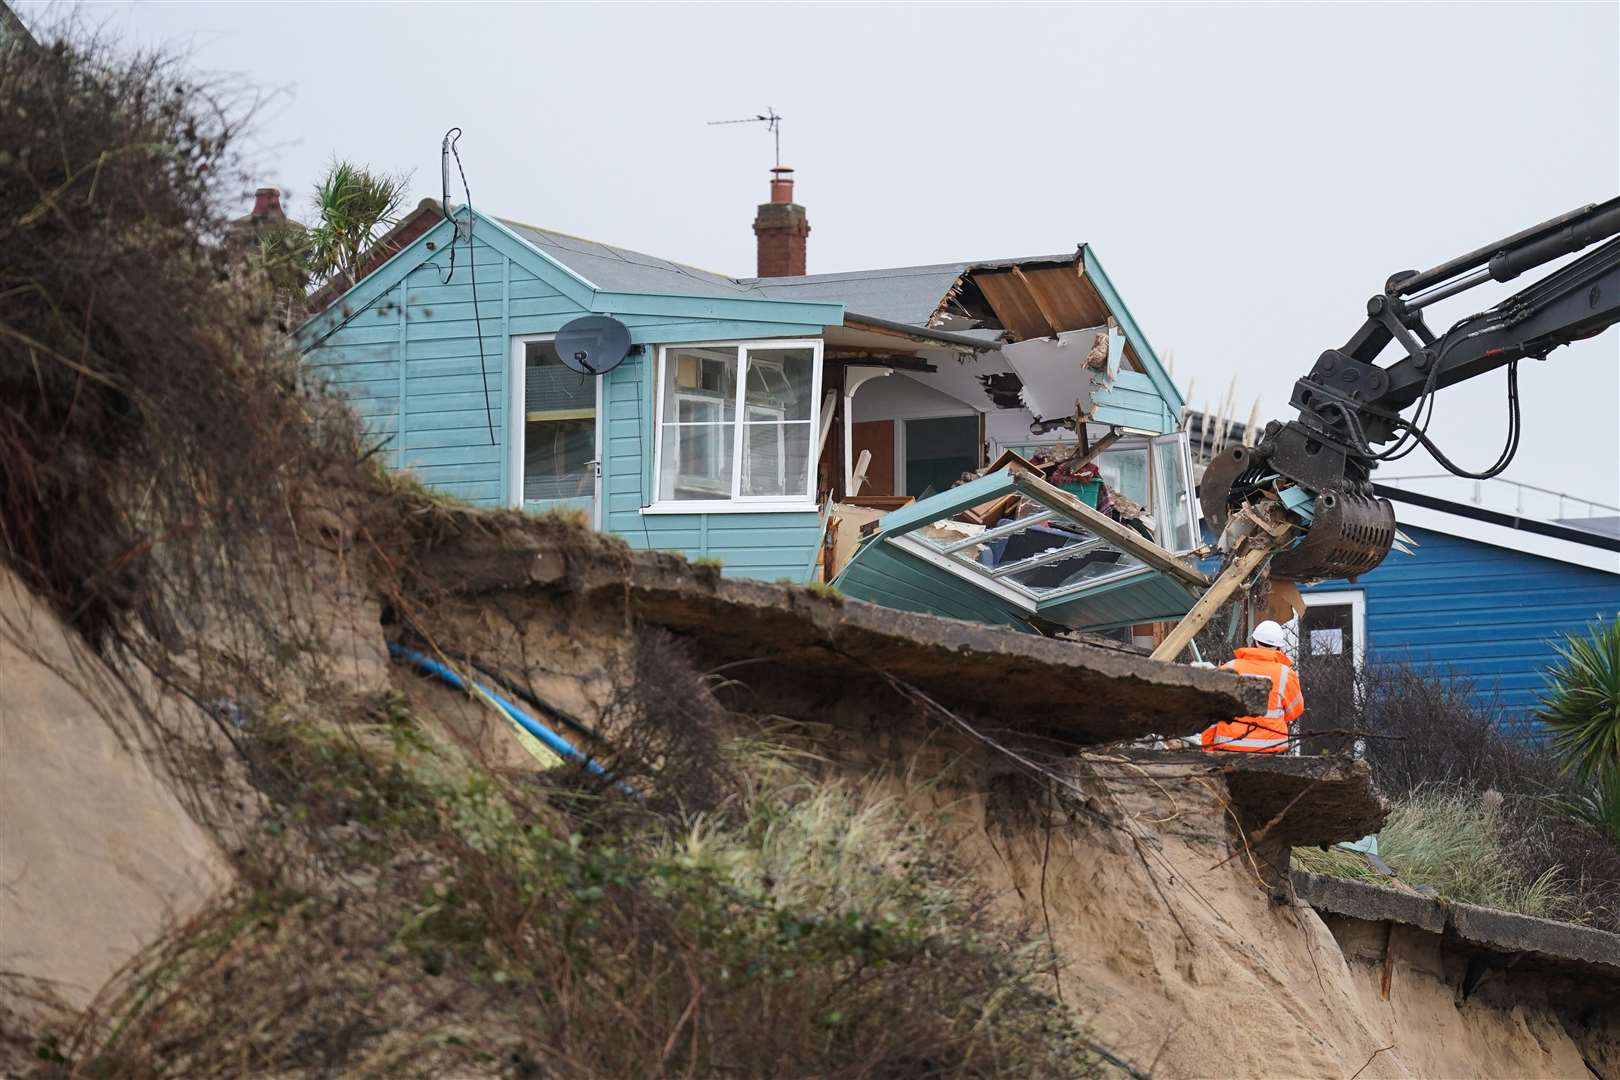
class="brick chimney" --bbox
[753,166,809,278]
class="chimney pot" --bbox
[769,166,795,204]
[251,187,286,222]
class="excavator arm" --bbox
[1200,196,1620,582]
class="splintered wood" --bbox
[1150,501,1298,663]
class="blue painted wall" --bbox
[302,214,834,582]
[1302,525,1620,724]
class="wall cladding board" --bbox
[306,224,833,574]
[1306,525,1620,722]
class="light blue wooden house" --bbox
[298,180,1197,629]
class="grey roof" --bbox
[739,263,974,325]
[498,219,754,300]
[738,254,1077,327]
[495,215,1066,349]
[1555,515,1620,540]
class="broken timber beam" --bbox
[1008,465,1210,590]
[1065,428,1121,471]
[1150,540,1273,662]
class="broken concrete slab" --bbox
[1295,871,1620,980]
[403,513,1269,745]
[1103,750,1388,849]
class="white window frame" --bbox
[646,338,823,514]
[1295,589,1367,671]
[671,392,730,496]
[507,334,602,525]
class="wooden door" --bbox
[850,420,896,496]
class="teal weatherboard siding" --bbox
[1091,370,1176,433]
[600,354,825,580]
[300,209,840,581]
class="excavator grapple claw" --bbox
[1199,444,1395,583]
[1269,490,1395,581]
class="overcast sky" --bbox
[44,1,1620,512]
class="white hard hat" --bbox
[1251,620,1288,648]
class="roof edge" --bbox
[844,312,1004,352]
[1376,483,1620,557]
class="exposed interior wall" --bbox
[849,372,981,497]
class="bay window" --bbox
[652,340,821,509]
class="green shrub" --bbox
[58,706,1098,1078]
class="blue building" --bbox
[1295,487,1620,725]
[296,170,1195,614]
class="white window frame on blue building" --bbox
[507,333,604,528]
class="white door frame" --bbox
[508,334,602,527]
[1298,588,1367,670]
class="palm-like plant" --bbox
[1537,618,1620,786]
[306,160,409,289]
[1550,773,1620,847]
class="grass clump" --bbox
[1381,790,1568,916]
[1291,789,1572,918]
[1283,647,1620,930]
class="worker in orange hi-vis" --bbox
[1201,620,1304,754]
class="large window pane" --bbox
[743,347,814,421]
[1097,445,1150,507]
[662,347,738,422]
[660,347,739,501]
[524,418,594,501]
[1153,436,1195,552]
[741,417,811,498]
[653,342,820,504]
[660,412,736,501]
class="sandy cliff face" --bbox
[2,548,1615,1078]
[0,571,226,1010]
[929,760,1618,1079]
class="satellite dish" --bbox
[555,315,631,376]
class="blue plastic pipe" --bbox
[388,642,632,794]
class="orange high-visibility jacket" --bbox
[1201,646,1304,753]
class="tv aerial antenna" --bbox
[708,107,784,168]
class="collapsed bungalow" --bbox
[297,167,1203,632]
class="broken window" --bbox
[904,507,1152,604]
[839,433,1205,628]
[1152,433,1198,552]
[653,341,822,508]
